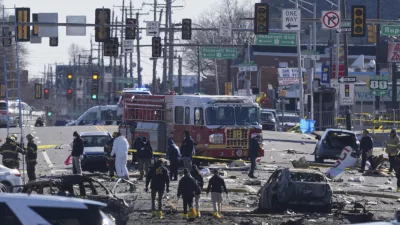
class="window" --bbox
[30,205,103,225]
[0,202,22,225]
[185,107,190,124]
[83,112,97,123]
[174,106,184,124]
[82,135,112,147]
[194,108,204,125]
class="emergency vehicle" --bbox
[119,92,264,159]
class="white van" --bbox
[0,100,45,127]
[67,105,119,126]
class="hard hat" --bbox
[10,134,17,139]
[26,134,34,140]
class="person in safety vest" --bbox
[25,134,38,182]
[104,132,117,179]
[0,136,25,169]
[386,129,400,174]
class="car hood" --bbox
[84,147,104,154]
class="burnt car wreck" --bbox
[258,168,333,213]
[20,175,135,225]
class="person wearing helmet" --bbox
[25,134,38,182]
[386,129,400,174]
[104,132,118,179]
[0,136,25,169]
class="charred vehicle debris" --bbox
[17,175,135,225]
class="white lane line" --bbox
[42,151,55,175]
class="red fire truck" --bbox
[118,93,264,159]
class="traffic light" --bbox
[152,37,162,58]
[0,83,5,98]
[92,72,99,83]
[2,26,12,47]
[67,72,73,85]
[345,85,350,97]
[44,88,49,99]
[50,37,58,47]
[181,18,192,40]
[351,5,366,37]
[67,89,73,100]
[34,83,42,99]
[32,13,39,37]
[254,3,269,35]
[47,111,53,117]
[125,18,136,40]
[15,8,30,42]
[95,8,111,42]
[91,86,98,100]
[368,25,376,43]
[104,37,119,57]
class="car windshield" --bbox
[205,106,260,126]
[82,135,111,147]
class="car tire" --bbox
[0,181,12,193]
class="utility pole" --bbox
[136,11,142,87]
[375,0,381,113]
[124,10,128,77]
[295,0,304,119]
[167,0,174,90]
[152,0,158,93]
[113,16,118,93]
[178,56,182,94]
[129,0,133,79]
[162,0,169,93]
[110,9,115,102]
[340,0,351,130]
[197,41,200,93]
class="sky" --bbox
[4,0,238,83]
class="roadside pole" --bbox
[296,0,305,119]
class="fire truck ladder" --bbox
[3,9,26,184]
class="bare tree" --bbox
[68,43,84,64]
[182,0,254,94]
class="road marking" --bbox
[42,151,54,168]
[38,145,57,149]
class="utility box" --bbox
[311,87,336,131]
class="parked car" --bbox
[260,111,277,131]
[258,168,332,213]
[277,113,301,131]
[314,128,359,163]
[80,131,113,173]
[20,175,133,225]
[0,193,115,225]
[0,164,22,192]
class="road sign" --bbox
[282,9,301,31]
[339,83,354,106]
[301,49,320,60]
[146,21,160,36]
[238,62,257,72]
[332,64,345,78]
[255,33,296,46]
[369,76,388,96]
[338,76,356,83]
[321,65,330,84]
[38,13,58,37]
[219,23,232,38]
[381,25,400,36]
[340,21,351,28]
[321,11,340,29]
[200,47,237,59]
[123,40,134,53]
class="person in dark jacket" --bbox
[137,137,153,180]
[104,132,117,179]
[178,168,201,220]
[180,130,195,171]
[131,136,143,165]
[71,131,84,175]
[359,129,375,173]
[248,135,260,178]
[25,134,38,182]
[206,169,228,219]
[167,138,181,181]
[190,165,204,218]
[0,136,25,169]
[145,158,170,219]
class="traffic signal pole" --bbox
[375,0,381,113]
[341,0,351,131]
[2,6,9,136]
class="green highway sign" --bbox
[381,25,400,36]
[369,76,388,96]
[255,33,296,47]
[301,49,319,55]
[200,47,237,59]
[340,21,351,28]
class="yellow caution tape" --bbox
[38,145,58,149]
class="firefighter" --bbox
[145,158,170,219]
[25,134,38,182]
[104,132,117,179]
[386,129,400,174]
[0,136,25,169]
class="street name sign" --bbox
[381,25,400,36]
[369,76,388,96]
[282,9,301,31]
[301,49,320,60]
[238,62,257,72]
[321,11,340,29]
[340,21,351,28]
[146,21,160,36]
[339,83,354,106]
[255,33,296,46]
[338,76,356,83]
[200,47,237,59]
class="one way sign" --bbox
[282,9,301,31]
[338,76,356,83]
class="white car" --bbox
[0,165,22,192]
[0,193,115,225]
